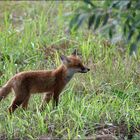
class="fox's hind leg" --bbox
[8,87,29,114]
[8,96,25,114]
[39,92,53,111]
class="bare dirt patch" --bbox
[84,122,140,140]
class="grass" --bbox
[0,1,140,139]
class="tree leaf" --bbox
[136,33,140,42]
[135,1,140,9]
[94,14,102,30]
[132,11,136,17]
[88,14,95,29]
[129,43,137,55]
[75,14,86,30]
[127,1,131,9]
[69,13,86,31]
[109,28,113,38]
[102,13,109,26]
[110,1,120,9]
[119,1,130,10]
[69,14,80,30]
[127,29,134,41]
[83,0,96,8]
[123,25,127,36]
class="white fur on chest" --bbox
[65,68,76,83]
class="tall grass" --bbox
[0,1,139,139]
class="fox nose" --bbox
[81,67,90,73]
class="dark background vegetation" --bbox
[70,0,140,55]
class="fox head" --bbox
[60,49,90,74]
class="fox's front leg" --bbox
[53,94,59,108]
[53,89,62,108]
[39,92,53,111]
[52,84,65,108]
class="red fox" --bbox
[0,50,90,113]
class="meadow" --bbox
[0,1,140,139]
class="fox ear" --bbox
[60,55,70,64]
[72,49,77,56]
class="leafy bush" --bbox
[70,0,140,54]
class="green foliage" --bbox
[70,0,140,54]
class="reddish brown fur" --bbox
[0,52,90,114]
